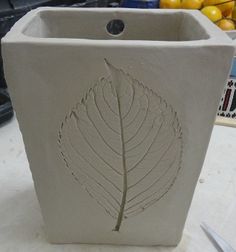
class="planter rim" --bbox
[2,7,233,47]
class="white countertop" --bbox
[0,116,236,252]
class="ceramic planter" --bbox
[2,8,234,246]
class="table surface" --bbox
[0,116,236,252]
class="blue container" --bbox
[121,0,159,8]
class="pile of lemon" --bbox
[160,0,236,30]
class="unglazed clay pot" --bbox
[2,8,234,246]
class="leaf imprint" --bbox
[58,60,183,231]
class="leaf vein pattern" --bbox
[58,60,183,231]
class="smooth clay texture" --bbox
[2,7,235,246]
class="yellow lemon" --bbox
[217,18,235,30]
[181,0,203,9]
[160,0,181,8]
[203,0,234,14]
[201,6,222,22]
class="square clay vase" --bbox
[2,7,234,246]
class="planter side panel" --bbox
[2,41,234,245]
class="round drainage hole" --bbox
[106,19,125,36]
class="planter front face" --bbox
[2,8,234,245]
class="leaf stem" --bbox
[105,59,128,232]
[113,95,128,232]
[104,59,128,232]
